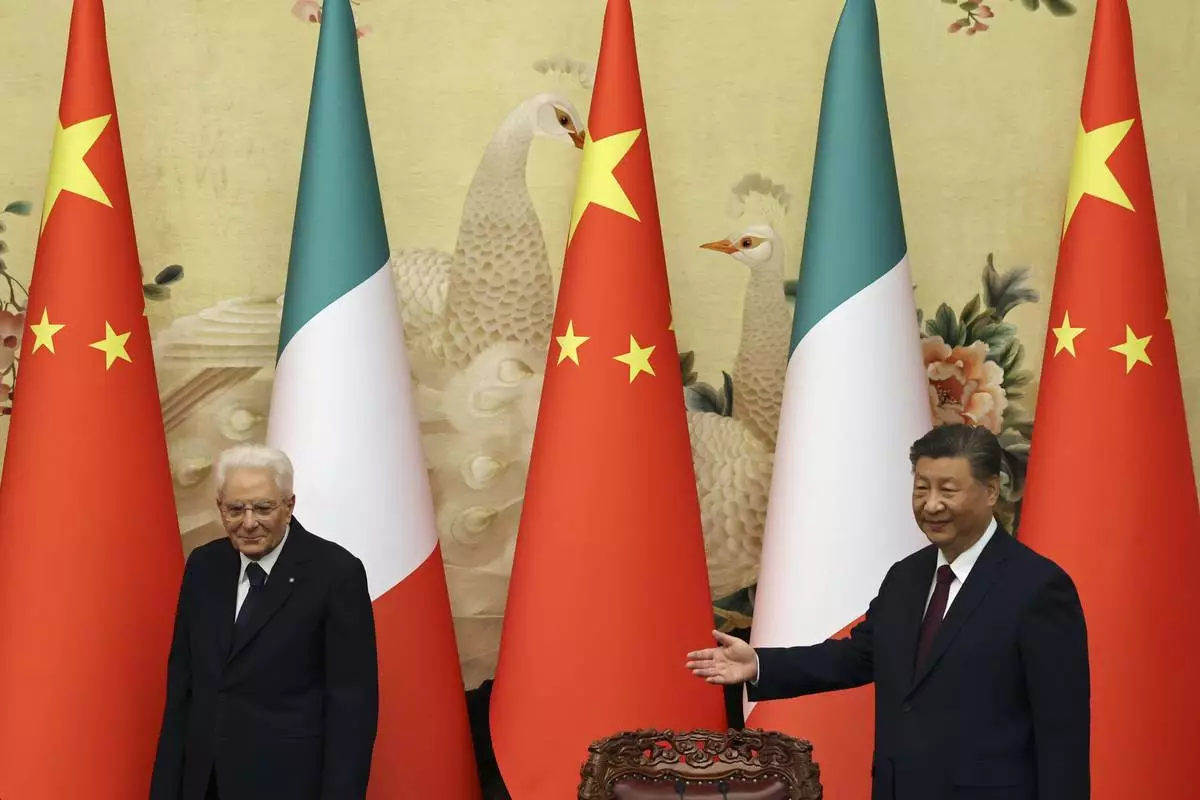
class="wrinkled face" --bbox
[911,456,999,559]
[217,467,295,560]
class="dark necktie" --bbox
[915,564,955,670]
[235,562,267,633]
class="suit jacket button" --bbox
[902,703,912,712]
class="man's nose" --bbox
[240,515,260,531]
[923,494,946,514]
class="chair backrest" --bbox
[578,728,822,800]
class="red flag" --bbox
[1018,1,1200,797]
[489,1,727,795]
[0,2,183,797]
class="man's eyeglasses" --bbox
[219,502,282,521]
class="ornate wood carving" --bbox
[578,728,822,799]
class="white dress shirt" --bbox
[235,528,289,620]
[923,516,997,617]
[752,518,998,685]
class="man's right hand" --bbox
[686,630,758,685]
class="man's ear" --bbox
[985,475,1002,507]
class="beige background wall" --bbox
[0,0,1196,687]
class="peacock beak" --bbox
[699,239,738,254]
[569,129,586,149]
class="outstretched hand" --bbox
[685,630,758,685]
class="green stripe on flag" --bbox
[278,0,389,357]
[790,0,907,352]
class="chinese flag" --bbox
[1018,1,1200,797]
[489,1,727,796]
[0,2,183,797]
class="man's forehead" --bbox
[914,456,972,479]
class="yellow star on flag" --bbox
[1109,325,1152,373]
[28,309,66,354]
[1051,311,1086,357]
[89,322,132,369]
[40,114,113,232]
[568,128,641,243]
[555,320,589,366]
[1062,117,1135,237]
[613,335,655,383]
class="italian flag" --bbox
[266,2,479,798]
[745,1,931,797]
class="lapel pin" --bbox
[289,577,295,583]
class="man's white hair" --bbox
[214,444,295,496]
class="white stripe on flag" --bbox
[748,255,930,714]
[268,264,437,600]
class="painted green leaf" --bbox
[928,302,963,345]
[154,264,184,285]
[1001,342,1026,374]
[983,263,1039,319]
[2,201,32,216]
[1004,368,1032,389]
[1043,0,1077,15]
[960,1,980,10]
[959,293,982,325]
[974,320,1018,348]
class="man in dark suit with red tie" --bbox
[687,424,1090,800]
[150,444,379,800]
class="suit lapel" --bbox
[896,547,938,679]
[213,542,239,662]
[906,529,1011,697]
[227,521,311,663]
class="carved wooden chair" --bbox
[578,728,822,799]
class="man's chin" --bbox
[232,537,268,556]
[922,525,955,544]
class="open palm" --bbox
[686,630,758,685]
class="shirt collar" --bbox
[239,524,290,581]
[936,517,997,583]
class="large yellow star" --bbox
[89,322,132,369]
[568,128,641,243]
[1109,325,1151,373]
[613,335,655,383]
[555,320,589,366]
[28,309,65,355]
[1051,311,1086,357]
[41,114,113,232]
[1062,117,1135,237]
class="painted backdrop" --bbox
[1,0,1197,689]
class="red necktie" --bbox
[915,564,955,670]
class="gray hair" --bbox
[214,444,295,496]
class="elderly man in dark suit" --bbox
[151,444,378,800]
[687,424,1090,800]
